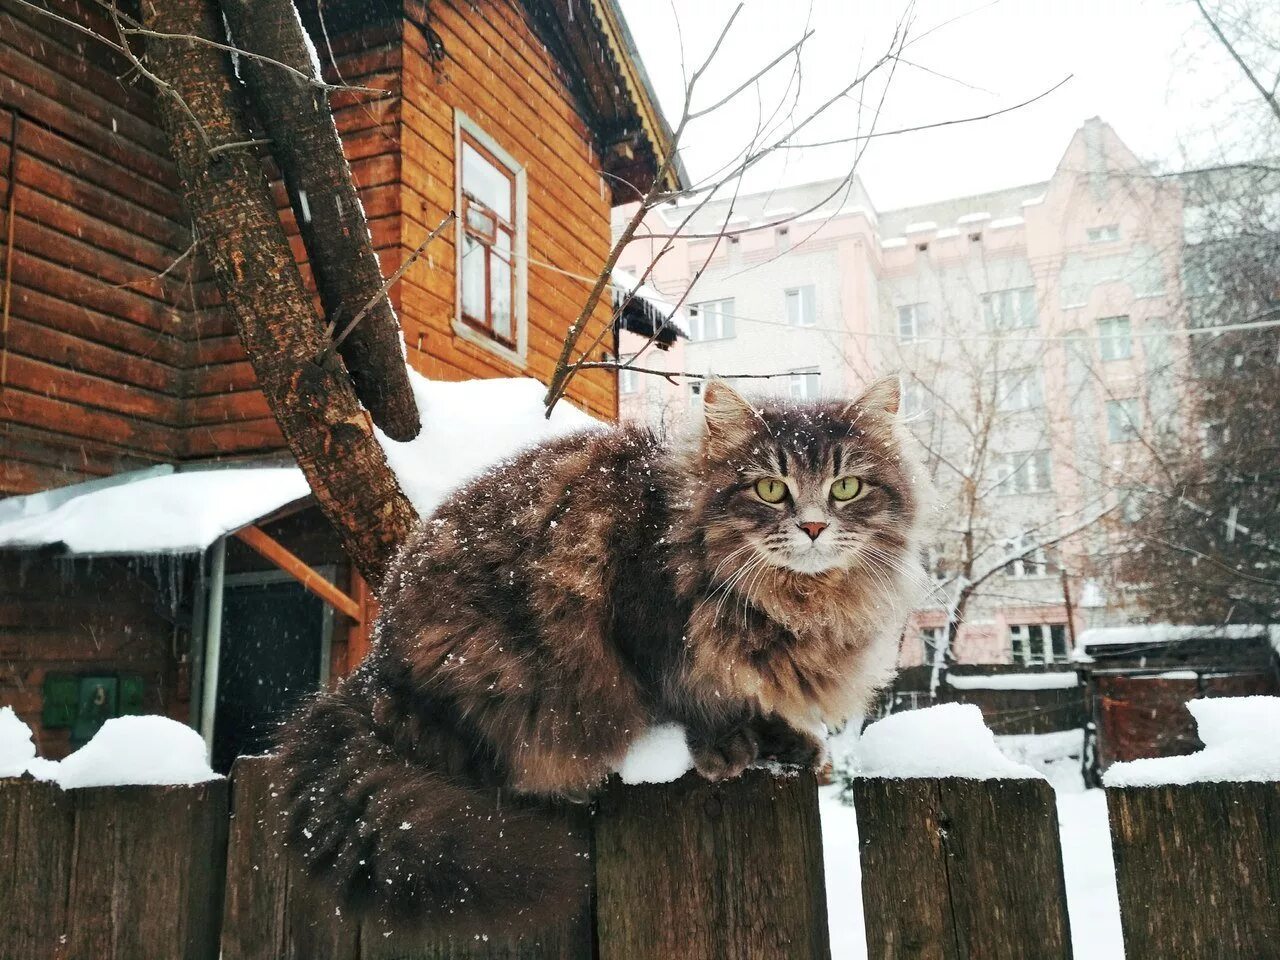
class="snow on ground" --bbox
[1104,696,1280,786]
[850,703,1039,779]
[10,715,218,788]
[375,371,603,517]
[822,725,1124,959]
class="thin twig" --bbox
[112,236,199,289]
[318,211,455,361]
[577,361,797,385]
[207,138,271,156]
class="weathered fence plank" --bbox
[851,777,1072,960]
[0,777,228,960]
[0,778,75,956]
[1107,782,1280,960]
[223,756,592,960]
[593,769,831,960]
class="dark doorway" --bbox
[211,576,329,773]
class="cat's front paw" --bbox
[755,716,826,770]
[690,725,760,781]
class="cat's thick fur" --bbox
[275,378,929,934]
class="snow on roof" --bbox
[904,220,937,234]
[989,216,1026,230]
[849,703,1041,780]
[611,267,689,337]
[1103,697,1280,786]
[0,466,310,555]
[956,212,992,225]
[880,237,909,249]
[947,672,1079,691]
[375,369,602,519]
[1078,623,1280,650]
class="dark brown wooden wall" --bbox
[0,551,194,759]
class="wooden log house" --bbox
[0,0,681,765]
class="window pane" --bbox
[1050,625,1068,660]
[461,233,486,321]
[465,203,496,239]
[1107,399,1140,442]
[490,251,513,340]
[462,142,512,219]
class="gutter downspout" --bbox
[199,536,227,759]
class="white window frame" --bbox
[1009,623,1069,664]
[1003,534,1056,578]
[688,299,735,341]
[786,285,816,327]
[1098,315,1133,361]
[787,367,821,400]
[1106,398,1141,443]
[898,302,927,342]
[1087,224,1121,243]
[995,450,1052,495]
[983,287,1038,329]
[453,111,528,367]
[901,379,929,418]
[921,626,945,661]
[995,366,1044,412]
[618,357,640,395]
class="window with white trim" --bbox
[1003,534,1058,578]
[898,302,928,341]
[1098,316,1133,361]
[688,299,736,341]
[921,626,945,662]
[995,366,1044,412]
[1087,224,1121,243]
[901,379,929,418]
[1106,398,1141,442]
[994,450,1052,494]
[455,113,526,359]
[1009,623,1069,664]
[618,357,639,395]
[786,286,816,327]
[983,286,1037,329]
[787,367,821,400]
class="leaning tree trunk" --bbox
[220,0,421,442]
[141,0,418,588]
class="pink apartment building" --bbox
[615,118,1195,669]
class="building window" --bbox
[1106,398,1141,442]
[618,358,639,395]
[901,379,929,418]
[1009,623,1069,664]
[898,302,928,341]
[455,114,526,359]
[995,450,1052,494]
[787,367,821,400]
[1087,224,1121,243]
[1098,316,1133,361]
[995,366,1044,412]
[921,626,945,662]
[1003,534,1058,578]
[786,286,816,327]
[688,299,735,341]
[983,287,1037,329]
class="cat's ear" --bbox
[701,378,756,450]
[850,375,901,417]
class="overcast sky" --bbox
[616,0,1270,211]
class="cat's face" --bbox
[692,377,919,578]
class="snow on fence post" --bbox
[220,755,593,960]
[1106,782,1280,957]
[850,777,1073,960]
[592,769,831,960]
[0,776,229,960]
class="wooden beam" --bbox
[233,525,362,622]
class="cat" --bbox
[274,376,929,935]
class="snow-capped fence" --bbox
[4,759,1280,958]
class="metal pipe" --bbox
[199,536,227,759]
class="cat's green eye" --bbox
[754,477,788,504]
[831,476,868,502]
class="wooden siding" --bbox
[399,0,618,420]
[1,0,620,497]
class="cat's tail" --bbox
[272,682,590,936]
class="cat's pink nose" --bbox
[797,521,828,541]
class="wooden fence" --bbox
[2,759,1278,959]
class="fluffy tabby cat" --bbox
[275,377,928,934]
